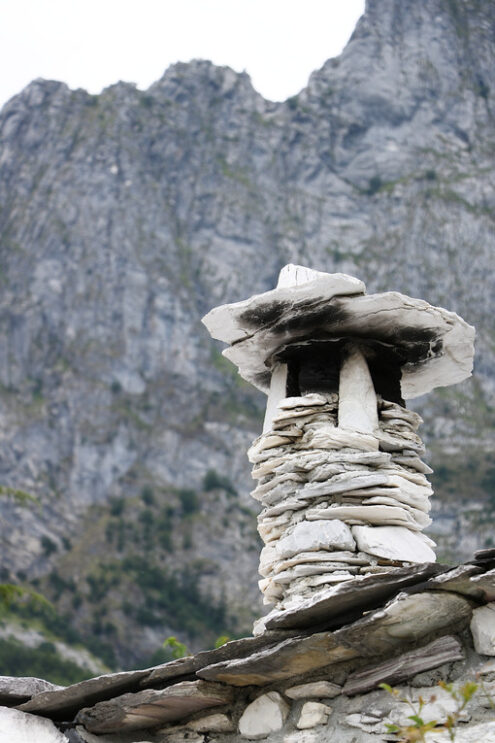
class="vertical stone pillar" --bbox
[338,344,378,434]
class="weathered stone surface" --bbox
[387,685,470,729]
[283,732,319,743]
[0,676,62,705]
[201,589,470,687]
[428,565,495,606]
[426,564,484,594]
[76,681,234,734]
[202,271,365,351]
[275,520,356,558]
[187,712,234,733]
[342,635,464,695]
[263,363,288,434]
[352,525,436,563]
[0,706,68,742]
[470,603,495,656]
[141,634,284,687]
[337,591,472,656]
[296,701,332,729]
[285,681,341,700]
[73,726,149,743]
[307,503,430,530]
[263,563,442,630]
[338,345,378,434]
[423,722,495,742]
[198,632,357,686]
[238,691,289,739]
[468,568,495,602]
[156,734,203,743]
[473,548,495,564]
[18,667,167,717]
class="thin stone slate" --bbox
[263,563,444,631]
[469,568,495,601]
[333,591,473,657]
[197,632,358,686]
[141,632,292,686]
[18,661,193,718]
[18,635,295,718]
[427,563,495,602]
[342,635,464,695]
[473,548,495,564]
[76,680,234,734]
[198,588,471,688]
[0,676,62,706]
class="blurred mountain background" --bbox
[0,0,493,679]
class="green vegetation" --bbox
[41,535,58,557]
[141,485,155,505]
[162,635,190,659]
[139,94,154,109]
[8,598,116,669]
[109,496,125,516]
[431,448,495,506]
[0,637,91,686]
[381,680,479,741]
[203,469,237,497]
[214,634,230,648]
[121,554,231,639]
[0,469,248,671]
[178,488,199,515]
[0,584,50,610]
[366,175,383,195]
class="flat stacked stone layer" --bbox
[249,393,436,613]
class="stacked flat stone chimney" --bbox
[202,265,475,631]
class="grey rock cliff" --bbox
[0,0,493,666]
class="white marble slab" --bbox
[275,519,356,558]
[352,525,436,562]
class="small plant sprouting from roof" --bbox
[162,636,190,660]
[380,680,479,741]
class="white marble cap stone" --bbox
[201,264,475,398]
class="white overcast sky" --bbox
[0,0,364,110]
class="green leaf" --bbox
[438,680,453,693]
[162,635,190,659]
[460,681,478,702]
[379,682,398,696]
[408,714,425,726]
[214,634,230,648]
[385,723,400,733]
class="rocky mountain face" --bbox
[0,0,493,671]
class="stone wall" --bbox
[1,554,495,742]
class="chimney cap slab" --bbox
[202,265,475,399]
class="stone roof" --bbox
[3,550,495,742]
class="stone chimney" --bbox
[202,265,475,632]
